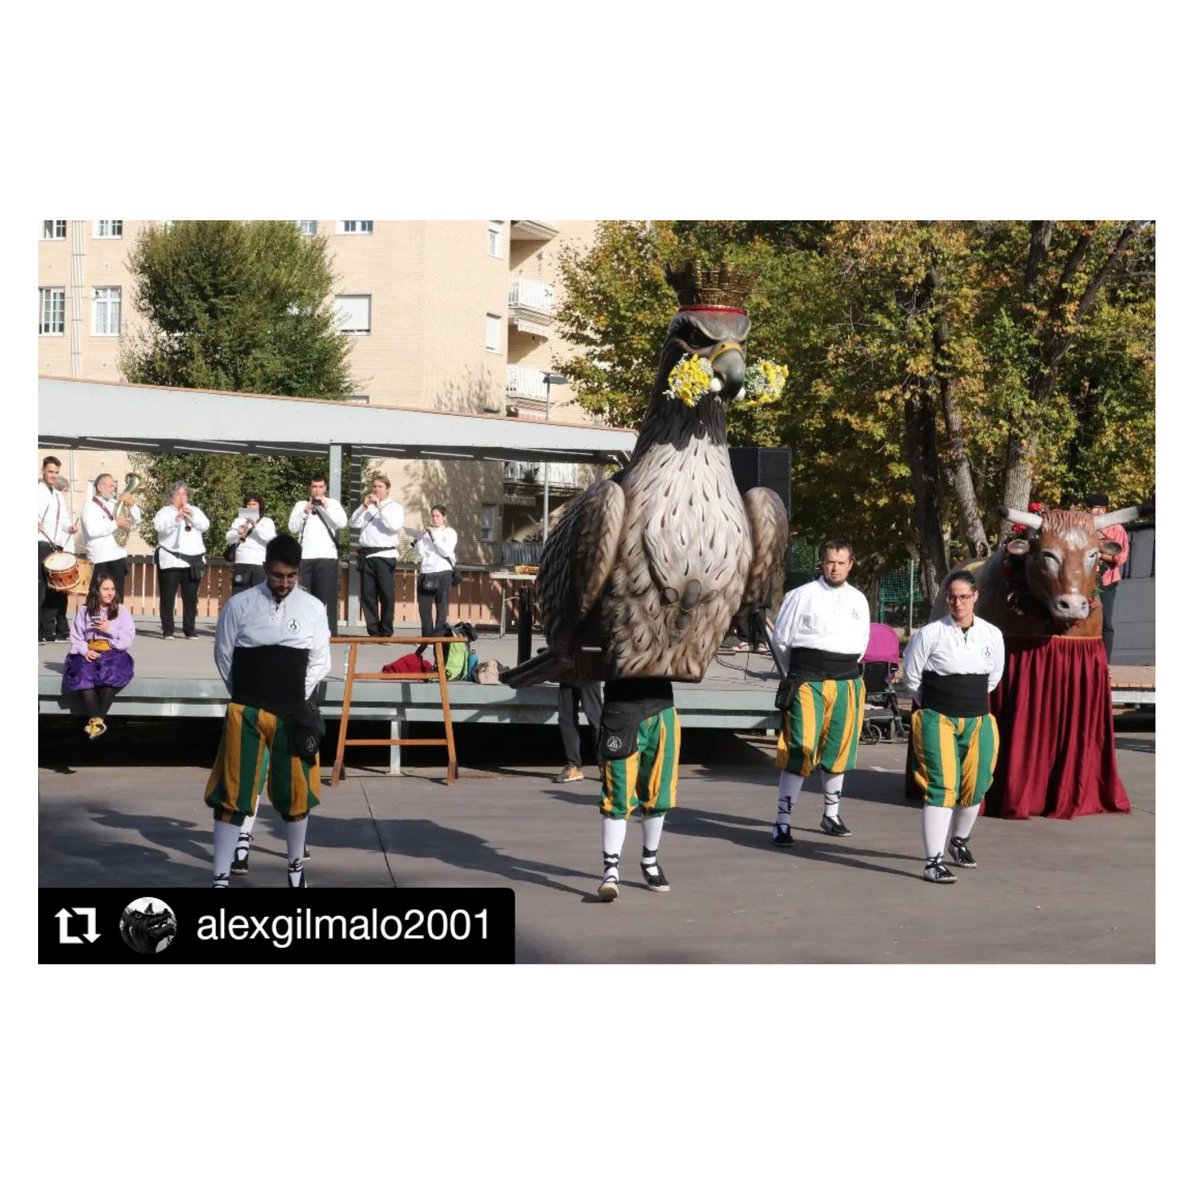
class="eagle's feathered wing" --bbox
[540,477,626,657]
[738,486,789,613]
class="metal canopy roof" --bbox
[38,376,637,465]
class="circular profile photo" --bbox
[119,896,178,955]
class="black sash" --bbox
[786,647,862,683]
[230,645,308,714]
[920,672,990,718]
[598,680,675,760]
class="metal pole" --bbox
[543,379,551,543]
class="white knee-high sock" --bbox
[821,771,844,818]
[601,815,628,879]
[285,817,308,883]
[777,771,803,827]
[950,804,982,842]
[641,812,666,854]
[922,805,953,860]
[213,819,241,885]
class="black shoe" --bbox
[820,813,851,838]
[641,859,670,893]
[303,844,312,861]
[231,839,251,875]
[212,872,230,889]
[923,858,957,884]
[288,865,307,888]
[948,836,977,868]
[162,631,176,639]
[771,822,794,846]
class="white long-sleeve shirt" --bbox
[770,577,870,661]
[37,482,74,549]
[350,498,404,558]
[224,516,277,565]
[153,504,212,569]
[403,524,458,574]
[214,582,331,699]
[82,494,142,564]
[902,615,1005,705]
[288,499,348,559]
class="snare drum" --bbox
[44,552,81,592]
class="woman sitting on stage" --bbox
[63,572,136,739]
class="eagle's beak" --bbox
[710,343,745,399]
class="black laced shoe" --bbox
[288,858,306,888]
[947,836,977,868]
[641,856,670,893]
[820,813,851,838]
[212,872,230,889]
[771,822,794,846]
[598,853,620,901]
[231,837,251,875]
[923,857,957,884]
[303,844,312,861]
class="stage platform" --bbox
[38,620,1156,736]
[37,621,787,731]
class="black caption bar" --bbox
[40,888,515,964]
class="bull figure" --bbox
[937,502,1147,820]
[965,504,1145,637]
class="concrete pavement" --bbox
[37,726,1155,964]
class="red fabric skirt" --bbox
[986,636,1130,819]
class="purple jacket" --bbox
[69,604,135,655]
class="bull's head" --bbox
[999,504,1141,625]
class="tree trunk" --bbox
[904,385,949,601]
[931,288,989,556]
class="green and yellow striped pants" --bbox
[910,709,999,809]
[204,703,321,825]
[776,677,865,777]
[599,707,681,819]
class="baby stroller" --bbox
[860,623,906,744]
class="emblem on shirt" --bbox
[286,618,300,633]
[982,646,992,660]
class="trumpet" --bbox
[114,472,141,547]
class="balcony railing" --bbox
[504,460,579,488]
[508,277,555,320]
[506,365,551,401]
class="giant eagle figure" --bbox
[502,272,789,688]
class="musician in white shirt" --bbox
[287,473,347,637]
[152,482,211,639]
[80,472,141,604]
[403,504,458,654]
[349,474,404,637]
[224,492,277,594]
[37,456,79,642]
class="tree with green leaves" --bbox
[121,220,354,550]
[551,220,1154,603]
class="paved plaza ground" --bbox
[38,720,1155,964]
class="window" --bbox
[42,220,67,240]
[94,219,123,239]
[337,220,373,234]
[296,220,318,236]
[485,312,502,353]
[350,394,370,405]
[488,220,504,257]
[92,286,121,336]
[480,503,498,544]
[335,294,371,334]
[40,287,65,335]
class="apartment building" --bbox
[36,218,602,562]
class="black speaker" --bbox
[728,447,792,519]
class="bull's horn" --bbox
[998,505,1043,531]
[1096,505,1142,528]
